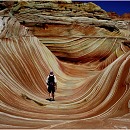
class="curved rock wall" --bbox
[0,16,130,129]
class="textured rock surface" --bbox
[108,12,130,20]
[0,1,130,129]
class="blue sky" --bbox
[72,1,130,15]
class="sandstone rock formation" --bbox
[108,12,130,20]
[0,1,130,129]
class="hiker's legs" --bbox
[48,89,51,99]
[52,92,55,100]
[48,86,52,99]
[52,86,55,100]
[49,93,51,99]
[48,85,55,100]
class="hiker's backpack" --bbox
[48,75,55,86]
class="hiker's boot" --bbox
[52,98,55,101]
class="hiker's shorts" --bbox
[48,85,55,93]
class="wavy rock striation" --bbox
[0,2,130,129]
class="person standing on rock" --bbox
[46,71,57,101]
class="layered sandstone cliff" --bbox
[0,1,130,129]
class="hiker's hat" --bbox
[50,71,53,75]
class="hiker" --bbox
[46,71,57,101]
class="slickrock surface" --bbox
[0,1,130,129]
[108,12,130,20]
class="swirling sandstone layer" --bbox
[0,5,130,129]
